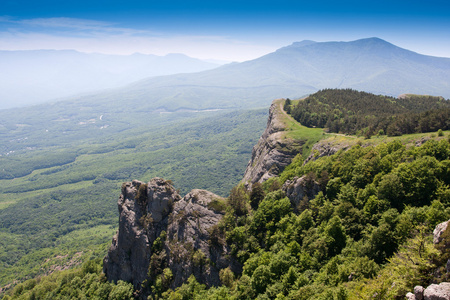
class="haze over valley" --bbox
[0,50,220,109]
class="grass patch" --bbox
[274,98,327,159]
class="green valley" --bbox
[0,108,267,288]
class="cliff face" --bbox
[103,178,239,295]
[165,189,240,287]
[242,100,304,186]
[103,179,181,287]
[104,100,307,295]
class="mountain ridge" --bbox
[78,37,450,113]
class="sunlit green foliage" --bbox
[3,94,450,299]
[0,108,267,288]
[290,89,450,137]
[2,259,134,300]
[160,136,450,299]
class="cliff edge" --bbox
[104,99,308,296]
[242,99,304,186]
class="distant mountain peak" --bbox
[290,40,317,47]
[352,37,396,46]
[358,37,387,42]
[283,38,396,52]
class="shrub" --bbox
[228,185,249,216]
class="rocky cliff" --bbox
[242,100,304,187]
[103,179,181,287]
[103,100,307,296]
[103,100,315,297]
[103,100,327,296]
[103,178,239,297]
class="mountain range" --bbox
[2,37,450,157]
[2,37,450,114]
[76,37,450,113]
[0,50,220,109]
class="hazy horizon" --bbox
[1,0,450,62]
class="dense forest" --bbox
[287,89,450,137]
[5,133,450,299]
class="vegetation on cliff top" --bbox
[3,91,450,299]
[288,89,450,137]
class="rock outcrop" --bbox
[303,140,350,165]
[433,220,450,244]
[103,178,238,297]
[406,279,450,300]
[242,100,303,187]
[414,286,425,300]
[103,178,181,287]
[423,282,450,300]
[282,175,321,209]
[165,189,240,287]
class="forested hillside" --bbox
[288,89,450,137]
[3,95,449,300]
[0,108,267,291]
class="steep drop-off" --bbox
[103,101,297,295]
[242,100,304,186]
[103,178,240,296]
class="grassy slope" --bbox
[273,98,325,159]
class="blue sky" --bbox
[1,0,449,61]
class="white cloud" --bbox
[0,17,276,61]
[19,17,113,29]
[3,16,448,60]
[1,16,153,35]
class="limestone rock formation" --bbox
[423,282,450,300]
[165,189,239,287]
[433,220,450,244]
[282,175,321,209]
[407,282,450,300]
[103,178,181,287]
[415,286,425,300]
[406,292,416,300]
[242,100,303,187]
[304,140,350,165]
[103,178,238,297]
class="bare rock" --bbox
[406,292,416,300]
[103,178,181,288]
[104,179,239,297]
[304,140,350,165]
[423,282,450,300]
[416,137,430,147]
[165,189,239,288]
[415,285,425,300]
[282,175,320,209]
[242,101,303,187]
[434,220,450,244]
[147,178,180,222]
